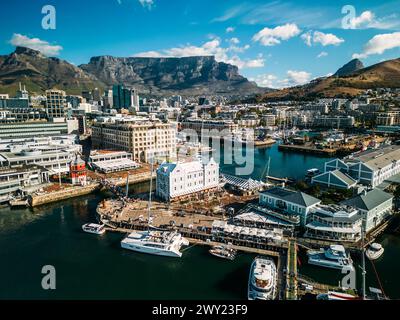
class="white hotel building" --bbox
[156,157,219,201]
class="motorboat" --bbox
[366,243,384,260]
[82,223,106,235]
[209,245,237,260]
[307,245,354,271]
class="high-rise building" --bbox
[92,88,101,102]
[45,89,67,119]
[112,84,139,110]
[102,90,113,110]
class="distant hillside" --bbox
[261,57,400,101]
[0,47,103,95]
[0,47,268,97]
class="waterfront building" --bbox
[261,114,276,127]
[156,157,219,202]
[181,118,238,138]
[0,165,50,203]
[341,189,393,233]
[69,156,87,186]
[313,115,355,128]
[45,89,68,119]
[259,187,321,226]
[324,145,400,188]
[304,204,362,242]
[0,148,76,175]
[91,117,176,163]
[88,151,139,173]
[311,169,357,189]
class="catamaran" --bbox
[121,230,189,257]
[120,158,189,258]
[248,256,277,300]
[307,245,354,271]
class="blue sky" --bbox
[1,0,400,88]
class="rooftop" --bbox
[261,187,321,207]
[341,188,393,211]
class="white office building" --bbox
[156,157,219,201]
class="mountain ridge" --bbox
[260,57,400,101]
[0,47,267,97]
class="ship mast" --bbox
[361,218,367,300]
[147,159,154,233]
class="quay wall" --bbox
[29,183,101,207]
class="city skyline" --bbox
[1,0,400,89]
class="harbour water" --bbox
[0,144,399,299]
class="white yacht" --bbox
[209,245,237,261]
[248,257,277,300]
[366,243,384,261]
[307,245,354,271]
[82,223,106,235]
[121,230,189,258]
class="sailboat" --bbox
[120,159,189,258]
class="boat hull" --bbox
[121,241,182,258]
[366,248,384,261]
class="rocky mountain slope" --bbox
[79,55,265,96]
[0,47,266,97]
[0,47,103,95]
[334,58,364,77]
[261,57,400,101]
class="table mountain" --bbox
[0,47,266,97]
[79,55,266,96]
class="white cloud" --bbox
[301,32,312,46]
[312,31,344,46]
[345,11,400,30]
[353,31,400,59]
[250,74,277,88]
[138,0,153,9]
[301,31,344,47]
[251,70,311,88]
[134,39,263,69]
[317,51,328,58]
[280,70,311,87]
[229,37,240,44]
[349,11,374,29]
[9,33,63,56]
[226,27,235,33]
[252,23,301,46]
